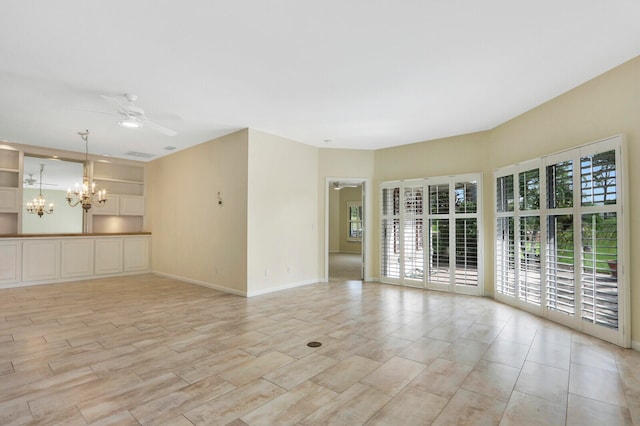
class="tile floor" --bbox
[0,273,638,425]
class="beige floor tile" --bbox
[569,362,627,407]
[130,374,235,424]
[355,335,413,363]
[310,354,381,393]
[241,380,338,426]
[361,356,426,396]
[570,338,618,373]
[482,340,530,369]
[409,358,473,399]
[426,319,474,342]
[365,386,448,425]
[0,400,33,425]
[264,352,337,390]
[439,338,490,366]
[90,410,140,426]
[176,349,255,384]
[79,372,188,423]
[299,382,393,425]
[184,378,285,426]
[500,390,566,426]
[398,336,450,365]
[460,323,503,344]
[566,393,632,425]
[462,359,519,401]
[432,388,506,426]
[219,350,295,387]
[515,361,569,404]
[1,274,639,425]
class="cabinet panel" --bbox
[0,241,21,284]
[23,240,60,281]
[0,188,19,212]
[95,238,123,275]
[124,237,149,272]
[92,195,120,216]
[119,195,144,216]
[61,239,94,278]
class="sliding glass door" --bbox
[381,173,482,295]
[495,135,628,346]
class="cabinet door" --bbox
[0,188,19,212]
[92,195,120,215]
[23,240,60,281]
[0,241,21,284]
[119,195,145,216]
[95,238,123,275]
[124,237,149,272]
[61,239,94,278]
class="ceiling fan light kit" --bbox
[118,118,141,129]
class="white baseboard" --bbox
[247,278,319,297]
[152,271,247,297]
[632,340,640,351]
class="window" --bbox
[347,201,362,241]
[381,173,482,295]
[495,135,627,346]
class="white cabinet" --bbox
[22,240,60,282]
[95,238,123,275]
[61,239,94,278]
[0,188,19,212]
[92,194,144,216]
[119,195,145,216]
[0,241,21,284]
[92,196,120,216]
[124,237,149,272]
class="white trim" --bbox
[246,278,319,297]
[152,271,247,297]
[0,270,149,290]
[324,177,370,282]
[632,340,640,352]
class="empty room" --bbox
[1,1,639,425]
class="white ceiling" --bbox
[1,1,639,162]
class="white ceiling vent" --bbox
[124,151,155,159]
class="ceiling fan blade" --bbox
[41,182,59,187]
[143,119,177,136]
[79,109,120,117]
[100,94,125,110]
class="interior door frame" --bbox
[324,177,371,282]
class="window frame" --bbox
[346,200,363,242]
[494,134,629,347]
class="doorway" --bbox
[327,179,364,281]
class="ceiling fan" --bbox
[98,93,177,136]
[24,165,58,187]
[331,182,359,190]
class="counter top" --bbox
[0,232,151,238]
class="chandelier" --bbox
[26,164,54,217]
[66,130,107,211]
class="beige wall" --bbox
[147,130,249,294]
[339,186,362,254]
[246,129,319,295]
